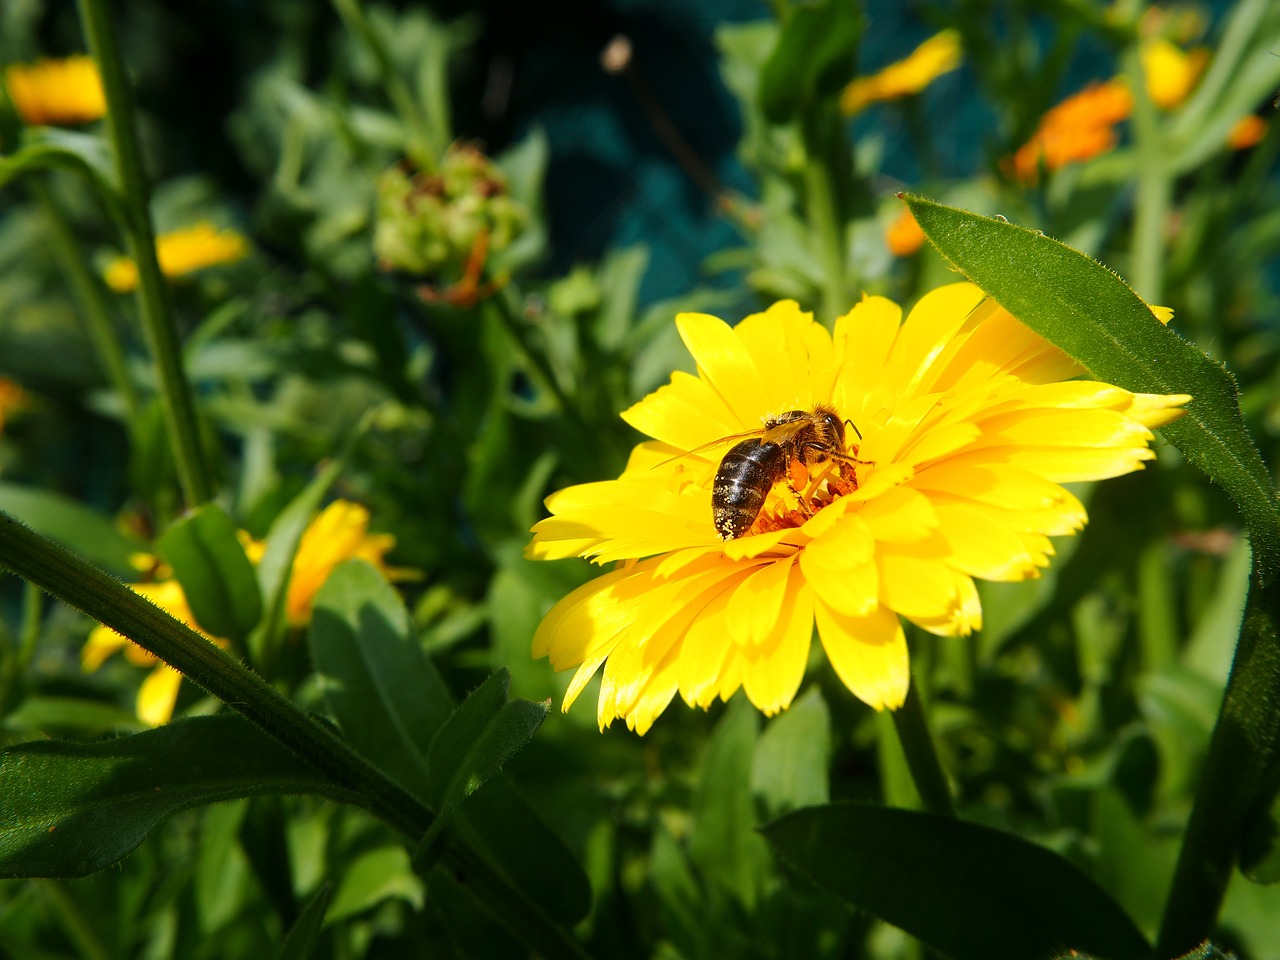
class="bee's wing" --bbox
[651,428,765,469]
[760,418,811,445]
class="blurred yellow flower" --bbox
[1140,37,1207,110]
[1227,115,1267,151]
[283,500,404,627]
[0,378,29,434]
[840,30,962,115]
[527,286,1189,733]
[104,222,248,293]
[4,55,106,126]
[82,579,228,727]
[886,207,927,257]
[1008,80,1133,183]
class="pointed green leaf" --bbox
[903,195,1280,581]
[415,670,548,865]
[763,803,1150,960]
[751,686,830,817]
[158,503,262,640]
[0,715,355,879]
[758,1,861,123]
[0,129,126,222]
[310,559,450,802]
[278,883,332,960]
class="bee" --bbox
[670,404,868,540]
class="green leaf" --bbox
[689,699,769,907]
[309,560,590,926]
[278,883,331,960]
[0,715,354,879]
[325,846,424,924]
[750,686,830,817]
[415,669,548,865]
[763,803,1150,960]
[758,1,862,123]
[0,129,126,223]
[0,482,143,578]
[310,559,450,802]
[903,195,1280,582]
[157,504,262,640]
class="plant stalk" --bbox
[1156,573,1280,957]
[801,110,848,325]
[77,0,212,506]
[0,510,590,960]
[1126,42,1170,303]
[890,676,956,818]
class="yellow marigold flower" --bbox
[527,285,1190,733]
[840,30,962,116]
[104,222,249,294]
[1140,38,1207,110]
[886,207,927,257]
[82,579,228,726]
[1227,114,1267,151]
[1009,80,1133,183]
[4,55,106,127]
[0,378,28,434]
[284,500,402,627]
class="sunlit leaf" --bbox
[158,503,262,640]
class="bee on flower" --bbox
[527,285,1189,734]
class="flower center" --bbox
[748,456,862,537]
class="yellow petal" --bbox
[741,564,814,715]
[137,665,184,726]
[676,312,774,428]
[813,601,909,710]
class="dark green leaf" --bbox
[903,195,1280,582]
[0,715,354,878]
[158,504,262,640]
[278,883,331,960]
[416,670,548,865]
[689,699,768,907]
[763,803,1150,960]
[310,559,450,802]
[759,1,861,123]
[0,482,143,578]
[0,129,126,223]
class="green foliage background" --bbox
[1,1,1279,958]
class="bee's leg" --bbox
[785,459,817,517]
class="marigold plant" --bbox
[528,285,1189,733]
[103,222,248,293]
[4,55,106,126]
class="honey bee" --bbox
[669,404,868,540]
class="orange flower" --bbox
[1009,81,1133,183]
[886,207,927,257]
[1227,115,1267,151]
[0,378,28,434]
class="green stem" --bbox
[29,179,142,429]
[801,111,848,324]
[331,0,438,169]
[890,675,956,818]
[1156,574,1280,957]
[77,0,212,506]
[1126,43,1170,302]
[0,510,591,960]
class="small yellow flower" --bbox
[1227,115,1267,151]
[0,378,29,434]
[1140,37,1207,110]
[104,222,249,293]
[528,285,1189,733]
[840,30,962,116]
[82,579,228,726]
[886,207,927,257]
[284,500,403,627]
[1008,81,1133,183]
[4,56,106,127]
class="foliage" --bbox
[0,0,1278,957]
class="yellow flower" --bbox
[840,30,963,115]
[104,222,249,293]
[1140,37,1207,110]
[527,285,1190,733]
[4,56,106,127]
[0,378,28,434]
[284,500,403,627]
[886,207,927,257]
[82,579,228,726]
[1008,81,1133,183]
